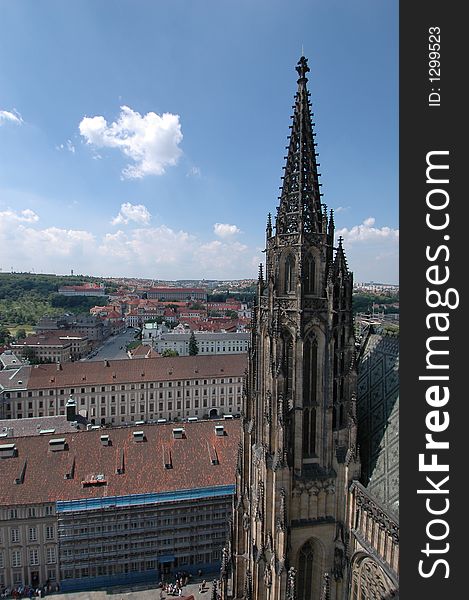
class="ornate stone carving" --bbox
[321,572,331,600]
[277,555,287,576]
[354,483,399,543]
[286,567,297,600]
[220,546,229,580]
[236,440,243,475]
[264,564,272,588]
[277,393,285,426]
[265,390,272,424]
[275,487,287,532]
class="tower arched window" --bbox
[285,255,295,294]
[303,337,317,407]
[303,255,316,294]
[303,337,317,457]
[297,540,315,600]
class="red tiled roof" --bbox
[106,310,122,319]
[130,345,160,359]
[26,354,247,389]
[0,415,86,438]
[0,420,239,505]
[148,287,206,294]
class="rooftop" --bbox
[0,414,86,438]
[26,354,247,389]
[0,419,239,506]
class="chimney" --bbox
[65,397,77,422]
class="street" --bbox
[85,328,141,362]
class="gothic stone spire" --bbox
[276,56,323,237]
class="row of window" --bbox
[0,546,56,568]
[5,525,55,544]
[5,377,243,398]
[1,506,53,521]
[60,551,219,579]
[1,569,57,586]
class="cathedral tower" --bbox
[229,57,360,600]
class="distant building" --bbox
[0,420,238,591]
[145,287,207,302]
[58,284,106,297]
[150,330,250,357]
[11,334,73,364]
[35,315,72,333]
[35,314,111,342]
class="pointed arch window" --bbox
[297,540,315,600]
[303,337,317,407]
[303,255,316,294]
[285,255,295,294]
[303,407,317,458]
[303,337,317,457]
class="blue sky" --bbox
[0,0,398,283]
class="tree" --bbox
[161,349,179,357]
[22,347,37,363]
[189,331,199,356]
[0,326,12,345]
[16,328,27,340]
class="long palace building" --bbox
[226,57,399,600]
[0,355,247,423]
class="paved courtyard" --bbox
[47,578,220,600]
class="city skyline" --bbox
[0,0,398,283]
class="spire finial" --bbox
[266,212,272,237]
[296,55,310,81]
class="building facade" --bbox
[58,284,106,297]
[145,330,250,357]
[227,57,398,600]
[0,355,246,423]
[0,420,237,591]
[11,334,73,364]
[145,288,207,302]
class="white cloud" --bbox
[336,217,399,244]
[79,105,183,179]
[335,205,350,213]
[187,166,201,178]
[0,208,39,223]
[56,139,76,153]
[335,217,399,283]
[111,202,152,226]
[213,223,241,238]
[0,209,258,279]
[0,109,23,126]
